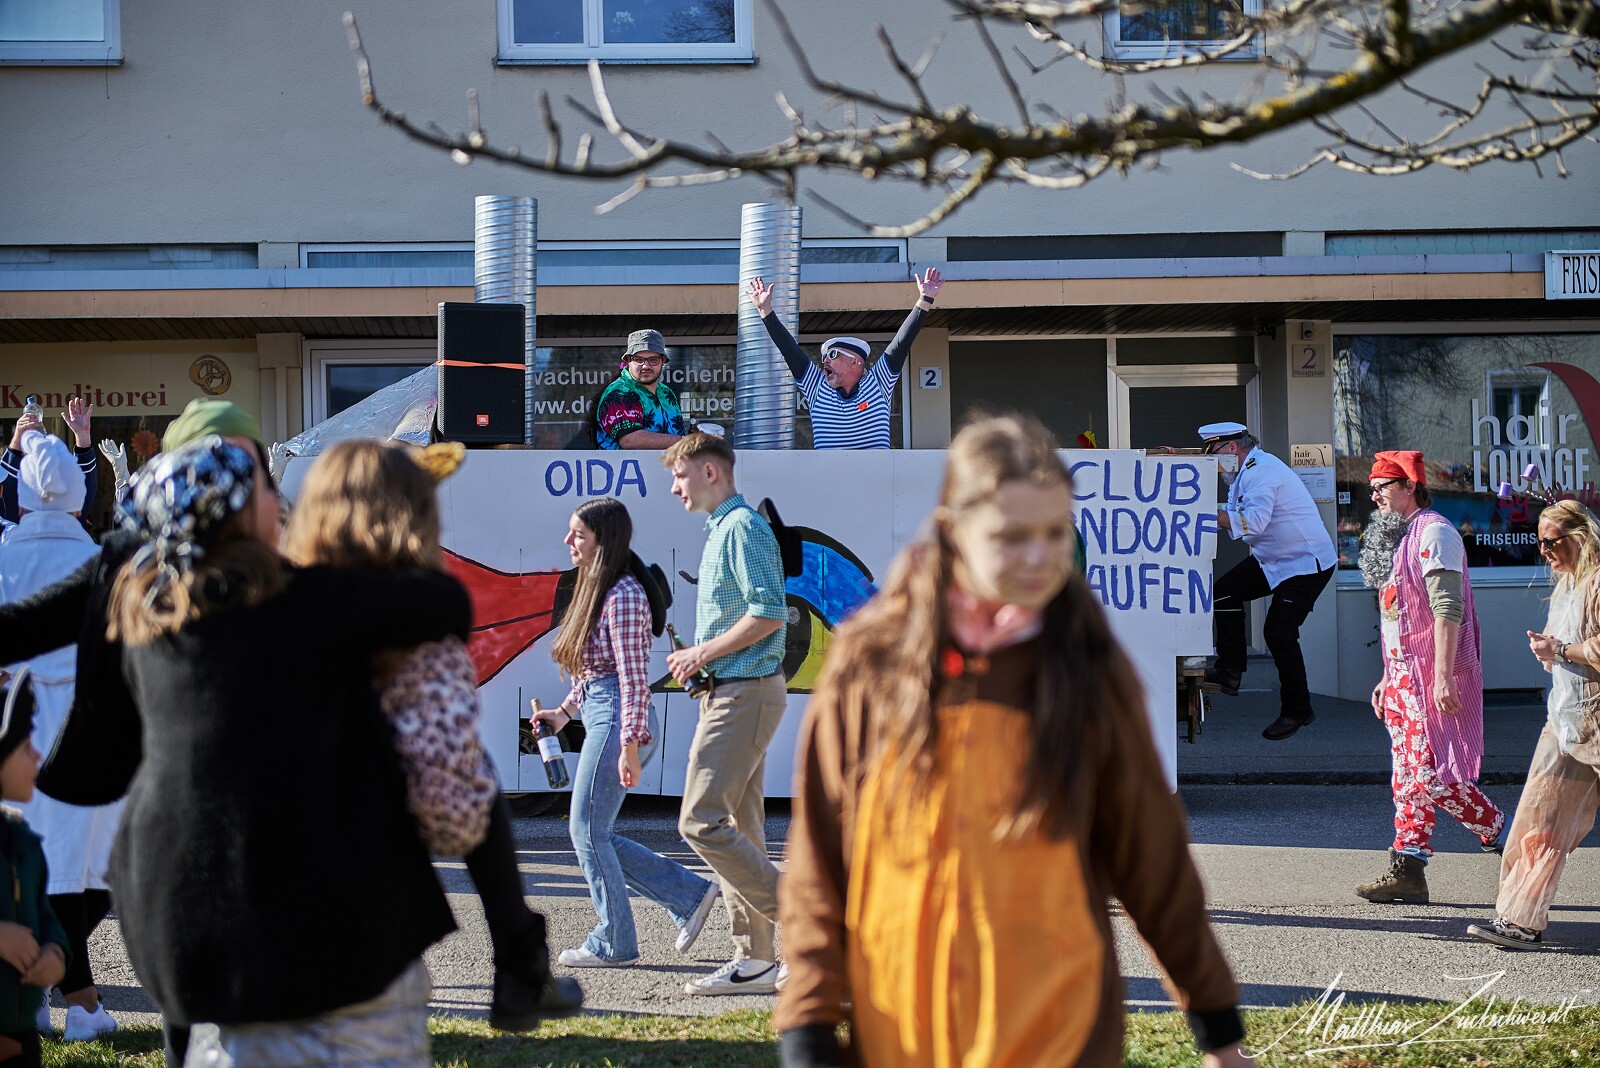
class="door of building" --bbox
[1110,363,1260,649]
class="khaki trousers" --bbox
[678,673,786,962]
[1498,726,1600,932]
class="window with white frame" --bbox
[1104,0,1261,63]
[304,341,433,426]
[498,0,752,63]
[0,0,119,64]
[1487,370,1551,450]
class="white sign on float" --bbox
[282,449,1217,794]
[1068,453,1220,786]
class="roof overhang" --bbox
[0,253,1585,344]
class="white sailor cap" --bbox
[1197,421,1250,450]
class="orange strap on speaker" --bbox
[435,359,525,371]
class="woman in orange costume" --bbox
[776,415,1247,1068]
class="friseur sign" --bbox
[1545,250,1600,300]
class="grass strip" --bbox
[37,999,1599,1067]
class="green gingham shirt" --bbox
[695,494,788,679]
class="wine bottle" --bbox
[665,623,714,699]
[528,699,571,790]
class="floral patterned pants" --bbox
[1382,661,1506,857]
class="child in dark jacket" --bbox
[0,670,69,1067]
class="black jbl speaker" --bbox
[437,301,526,444]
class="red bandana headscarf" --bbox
[1370,450,1425,485]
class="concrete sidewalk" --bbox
[1176,655,1550,785]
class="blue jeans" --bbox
[571,676,713,962]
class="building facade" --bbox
[4,0,1598,701]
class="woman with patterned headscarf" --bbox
[106,436,470,1067]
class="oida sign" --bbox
[282,449,1217,795]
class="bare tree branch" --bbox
[343,0,1600,235]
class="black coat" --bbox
[113,564,469,1025]
[0,528,143,805]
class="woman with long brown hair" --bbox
[535,497,718,967]
[776,415,1247,1068]
[282,439,582,1027]
[1469,498,1600,949]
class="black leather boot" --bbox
[489,939,584,1031]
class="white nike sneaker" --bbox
[63,1003,118,1042]
[684,958,778,996]
[675,883,720,955]
[35,1002,56,1036]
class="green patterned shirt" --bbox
[695,494,788,678]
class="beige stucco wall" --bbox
[1,4,1596,246]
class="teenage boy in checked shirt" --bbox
[663,433,789,995]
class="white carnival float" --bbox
[280,374,1217,797]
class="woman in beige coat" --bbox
[1470,499,1600,949]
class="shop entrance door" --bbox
[1110,364,1259,650]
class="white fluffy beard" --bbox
[1358,509,1410,588]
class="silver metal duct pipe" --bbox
[473,195,538,444]
[735,202,801,449]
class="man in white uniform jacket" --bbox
[1200,422,1336,740]
[0,431,120,1042]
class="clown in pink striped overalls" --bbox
[1356,450,1506,905]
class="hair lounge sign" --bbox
[1469,395,1592,494]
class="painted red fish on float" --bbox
[442,549,576,686]
[444,525,882,690]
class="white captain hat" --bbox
[1197,421,1250,451]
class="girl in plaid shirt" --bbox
[536,498,719,967]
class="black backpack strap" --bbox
[628,552,673,637]
[757,497,804,578]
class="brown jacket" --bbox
[776,639,1242,1065]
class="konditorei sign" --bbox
[0,343,257,416]
[1546,250,1600,300]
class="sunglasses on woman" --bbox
[1539,533,1571,551]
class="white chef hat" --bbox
[19,431,85,514]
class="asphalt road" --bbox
[57,785,1600,1033]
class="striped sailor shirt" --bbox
[0,442,98,524]
[761,304,928,450]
